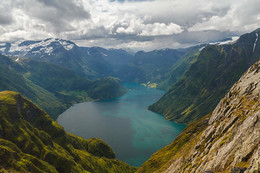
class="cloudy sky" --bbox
[0,0,260,50]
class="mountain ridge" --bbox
[137,59,260,173]
[149,29,260,124]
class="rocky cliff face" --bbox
[138,60,260,173]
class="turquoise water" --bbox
[57,83,186,167]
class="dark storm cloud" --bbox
[21,0,90,33]
[0,14,13,25]
[0,2,14,25]
[36,0,90,19]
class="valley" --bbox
[57,83,186,167]
[0,23,260,172]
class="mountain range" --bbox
[1,28,260,172]
[149,29,260,124]
[0,54,127,119]
[0,38,206,90]
[0,38,133,79]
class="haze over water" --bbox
[57,83,186,166]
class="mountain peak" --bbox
[0,38,77,57]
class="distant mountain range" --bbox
[0,38,207,90]
[0,38,133,79]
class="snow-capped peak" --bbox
[57,39,75,51]
[7,38,76,56]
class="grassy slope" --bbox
[149,30,260,124]
[0,91,137,173]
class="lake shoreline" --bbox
[57,83,186,166]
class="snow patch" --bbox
[9,40,30,53]
[15,58,20,62]
[9,39,53,54]
[0,47,6,52]
[253,33,258,53]
[218,37,239,45]
[199,46,206,51]
[101,52,108,56]
[9,39,54,54]
[7,38,75,56]
[209,36,239,46]
[58,40,74,50]
[40,47,53,55]
[0,43,6,46]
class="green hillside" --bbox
[0,91,136,172]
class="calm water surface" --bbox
[57,83,186,167]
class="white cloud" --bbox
[189,0,260,32]
[139,23,183,36]
[0,0,259,50]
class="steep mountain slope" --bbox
[149,29,260,123]
[18,59,127,101]
[116,48,186,84]
[0,39,133,79]
[137,59,260,173]
[157,45,203,89]
[115,45,204,90]
[0,58,66,119]
[0,91,136,172]
[0,54,127,119]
